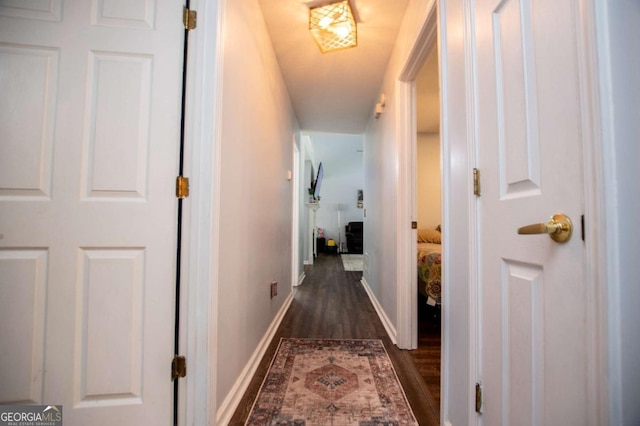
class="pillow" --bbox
[417,228,441,244]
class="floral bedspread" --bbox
[417,243,442,305]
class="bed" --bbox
[417,228,442,306]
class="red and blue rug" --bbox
[245,338,417,425]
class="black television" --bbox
[312,162,323,200]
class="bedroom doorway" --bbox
[411,39,442,411]
[394,2,442,416]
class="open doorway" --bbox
[299,132,365,269]
[410,40,442,410]
[393,2,442,415]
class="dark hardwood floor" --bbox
[229,253,440,425]
[410,299,442,408]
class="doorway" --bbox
[394,0,442,416]
[299,132,365,266]
[412,41,442,410]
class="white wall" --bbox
[363,0,474,423]
[307,132,364,250]
[417,132,441,229]
[596,1,640,424]
[363,102,398,322]
[215,0,298,411]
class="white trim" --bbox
[395,0,438,352]
[215,292,294,425]
[291,137,301,289]
[297,272,306,287]
[438,3,452,424]
[361,277,397,345]
[183,0,226,424]
[462,1,480,425]
[576,0,609,424]
[594,4,623,423]
[438,0,476,423]
[395,78,417,350]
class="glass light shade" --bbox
[309,1,357,53]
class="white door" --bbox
[0,1,183,424]
[474,0,588,424]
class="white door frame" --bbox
[181,0,225,424]
[395,2,438,351]
[396,0,609,424]
[292,137,302,287]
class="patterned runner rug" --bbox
[245,338,417,425]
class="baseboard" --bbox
[360,277,398,345]
[215,291,294,424]
[296,271,306,287]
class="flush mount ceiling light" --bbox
[309,1,357,53]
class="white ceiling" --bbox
[258,0,411,134]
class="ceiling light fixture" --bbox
[309,1,357,53]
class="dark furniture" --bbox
[345,222,363,254]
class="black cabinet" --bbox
[345,222,363,254]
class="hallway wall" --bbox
[362,0,440,347]
[216,0,299,414]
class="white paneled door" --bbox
[0,1,183,424]
[475,0,588,424]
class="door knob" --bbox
[517,213,573,243]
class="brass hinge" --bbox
[473,168,481,196]
[183,7,197,30]
[172,355,187,380]
[475,382,483,413]
[176,176,189,199]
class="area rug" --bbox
[341,254,363,271]
[245,338,417,425]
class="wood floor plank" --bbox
[228,254,440,425]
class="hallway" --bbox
[229,254,439,425]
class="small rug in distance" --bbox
[245,338,417,425]
[341,254,363,271]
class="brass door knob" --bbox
[517,213,573,243]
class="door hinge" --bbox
[473,168,481,196]
[172,355,187,380]
[475,382,483,413]
[176,176,189,199]
[183,7,197,30]
[411,221,418,229]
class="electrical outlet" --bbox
[270,281,277,298]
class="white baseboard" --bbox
[295,271,306,287]
[303,259,313,265]
[360,277,397,345]
[215,292,294,424]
